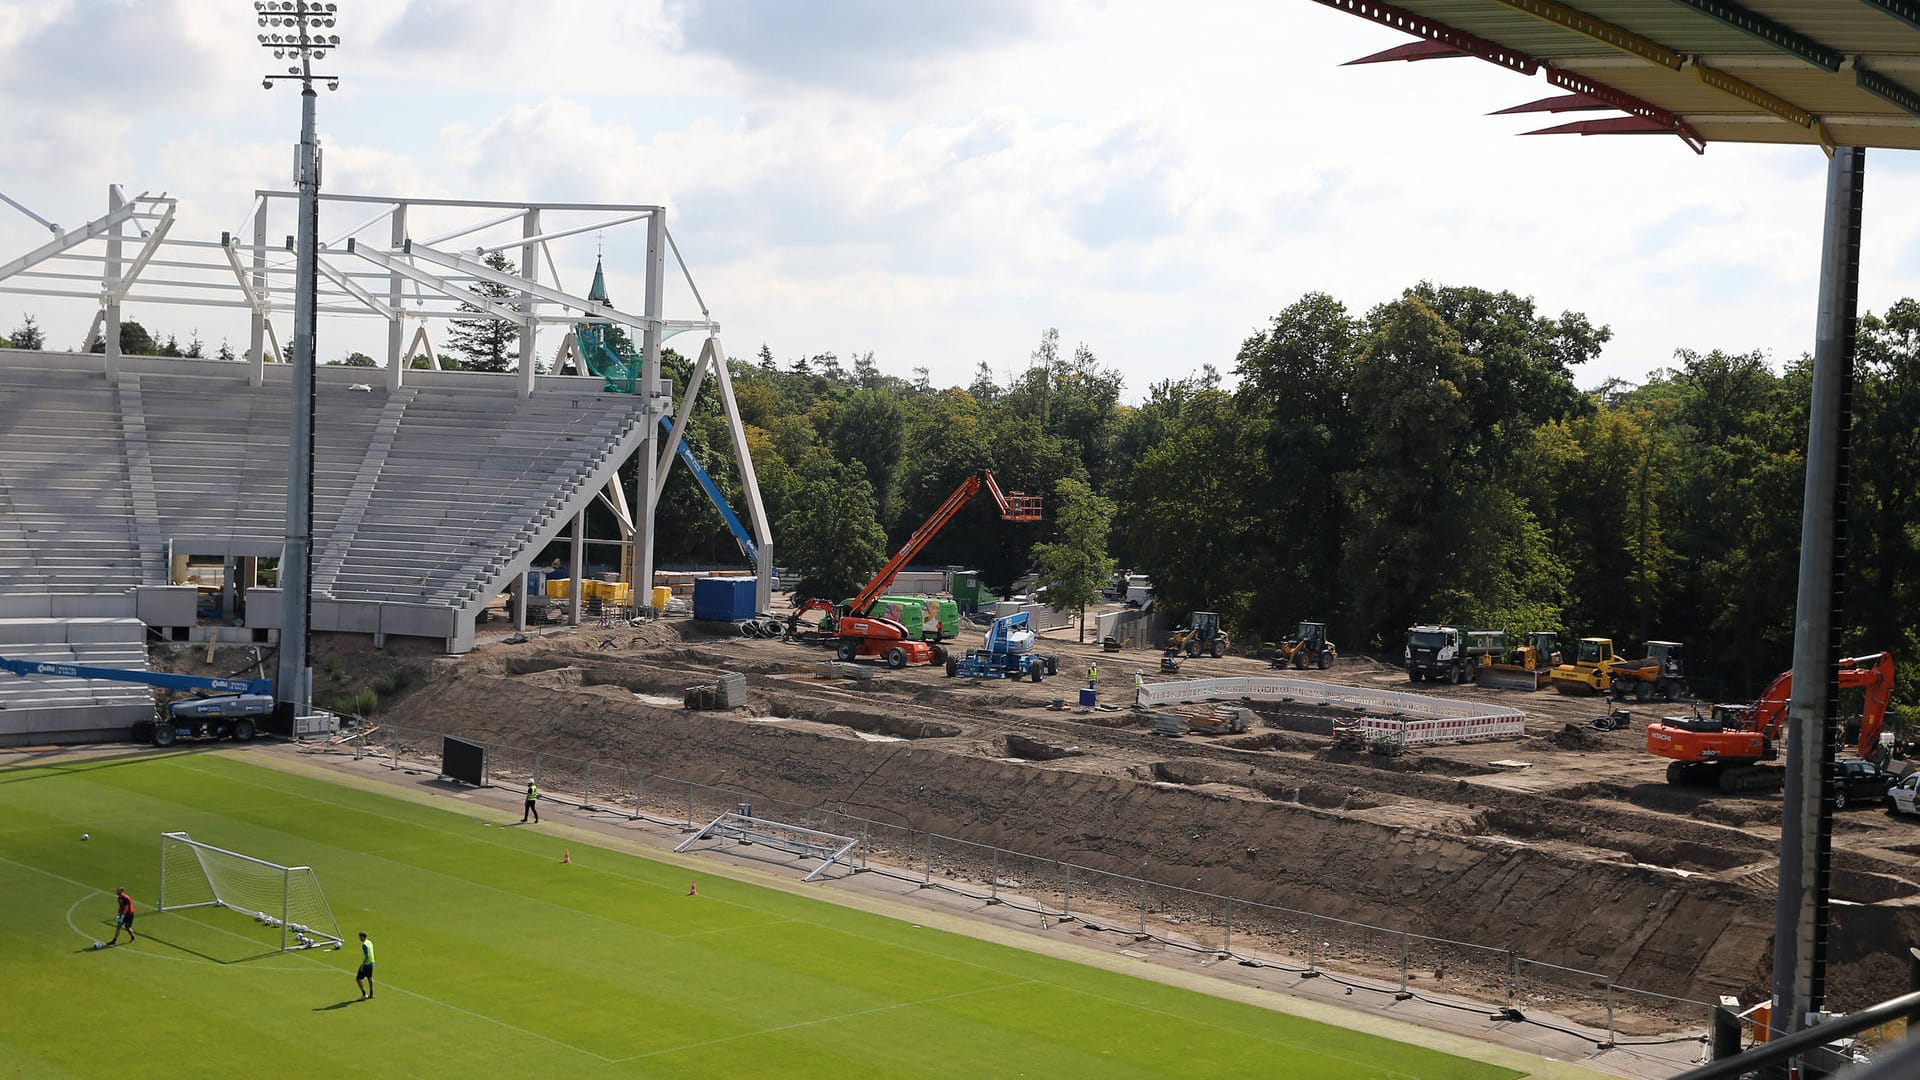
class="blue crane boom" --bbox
[0,654,272,696]
[660,416,758,569]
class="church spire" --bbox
[588,256,610,306]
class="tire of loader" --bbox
[1317,650,1332,670]
[1293,651,1307,669]
[1210,639,1224,658]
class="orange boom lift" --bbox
[800,469,1040,668]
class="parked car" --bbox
[1887,772,1920,817]
[1832,758,1894,810]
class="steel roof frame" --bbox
[0,183,774,616]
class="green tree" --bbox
[332,352,377,367]
[1340,296,1482,645]
[89,320,159,356]
[1032,478,1117,641]
[444,252,521,372]
[1233,292,1358,637]
[778,459,888,602]
[829,389,905,522]
[9,314,45,350]
[1119,388,1269,630]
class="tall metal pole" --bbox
[1770,145,1865,1055]
[258,0,341,725]
[276,81,319,722]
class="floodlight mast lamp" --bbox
[256,0,341,724]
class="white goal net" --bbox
[158,831,343,951]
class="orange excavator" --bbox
[1645,652,1895,791]
[798,468,1041,668]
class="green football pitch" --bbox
[1,750,1531,1079]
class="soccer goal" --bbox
[158,832,343,951]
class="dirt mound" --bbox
[1547,723,1606,751]
[379,629,1920,1012]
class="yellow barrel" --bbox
[650,585,672,610]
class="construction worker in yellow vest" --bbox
[1087,661,1097,689]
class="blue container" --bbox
[692,577,756,622]
[1078,688,1096,707]
[526,569,547,594]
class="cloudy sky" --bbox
[2,0,1916,398]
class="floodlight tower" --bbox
[256,0,341,724]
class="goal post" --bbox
[158,832,343,951]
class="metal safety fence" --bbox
[353,721,1719,1057]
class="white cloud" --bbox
[0,0,1905,395]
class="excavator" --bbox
[1645,651,1895,791]
[797,468,1041,668]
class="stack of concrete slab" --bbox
[0,617,153,746]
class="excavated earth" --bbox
[380,617,1920,1021]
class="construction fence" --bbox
[343,721,1716,1062]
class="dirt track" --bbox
[378,616,1920,1017]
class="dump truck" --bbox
[1476,631,1561,690]
[1603,641,1687,702]
[1405,625,1470,683]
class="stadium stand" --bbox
[0,350,651,666]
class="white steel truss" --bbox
[0,186,774,611]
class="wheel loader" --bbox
[1166,612,1229,658]
[1272,621,1337,670]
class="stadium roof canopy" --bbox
[1314,0,1920,153]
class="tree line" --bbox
[639,286,1920,720]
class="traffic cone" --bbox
[562,848,571,864]
[687,879,698,896]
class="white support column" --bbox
[249,199,268,386]
[103,186,125,380]
[385,202,407,390]
[637,209,666,607]
[707,336,775,609]
[518,209,540,399]
[569,509,585,627]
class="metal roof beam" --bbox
[1858,0,1920,34]
[1667,0,1843,71]
[1547,67,1707,151]
[1310,1,1538,74]
[1857,65,1920,118]
[1487,0,1683,70]
[1490,92,1615,115]
[1345,41,1467,65]
[1521,116,1679,137]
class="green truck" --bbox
[839,595,961,642]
